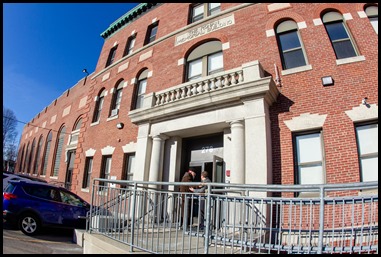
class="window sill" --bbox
[90,121,100,127]
[358,188,378,196]
[81,188,90,193]
[281,64,312,76]
[336,55,365,65]
[107,115,119,121]
[50,176,58,180]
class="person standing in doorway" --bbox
[190,171,211,230]
[179,169,196,228]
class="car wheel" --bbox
[19,213,41,236]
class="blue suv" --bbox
[3,180,90,236]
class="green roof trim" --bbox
[100,3,159,39]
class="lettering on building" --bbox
[175,15,235,46]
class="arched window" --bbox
[186,40,223,82]
[109,80,124,117]
[28,139,36,174]
[106,46,118,67]
[365,5,378,34]
[52,126,66,177]
[69,117,82,146]
[33,135,44,175]
[92,89,106,123]
[276,20,307,70]
[18,145,25,173]
[322,11,358,59]
[132,70,148,110]
[23,143,30,173]
[42,131,52,176]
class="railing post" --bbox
[318,186,325,254]
[88,182,96,232]
[129,182,138,253]
[204,184,211,254]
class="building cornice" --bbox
[100,3,160,39]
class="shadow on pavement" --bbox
[3,219,76,242]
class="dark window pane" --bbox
[325,22,349,41]
[333,40,357,59]
[283,49,306,69]
[148,25,158,43]
[279,31,301,51]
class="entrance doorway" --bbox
[181,133,224,181]
[189,156,224,184]
[180,133,225,228]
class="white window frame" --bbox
[365,5,378,34]
[190,3,221,23]
[82,157,93,189]
[355,122,378,182]
[186,41,223,82]
[294,131,325,196]
[322,12,358,59]
[276,20,308,70]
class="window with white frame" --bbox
[186,40,223,81]
[17,145,25,173]
[322,11,358,59]
[294,131,325,187]
[33,135,43,175]
[132,69,148,110]
[52,126,66,177]
[109,81,123,117]
[121,153,135,188]
[276,20,307,70]
[28,139,36,174]
[106,46,117,67]
[124,35,136,56]
[92,89,105,123]
[82,157,93,189]
[22,143,29,173]
[190,3,221,23]
[42,131,52,175]
[100,155,112,190]
[145,22,158,45]
[69,118,82,146]
[355,122,378,182]
[365,5,378,34]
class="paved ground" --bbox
[3,220,84,254]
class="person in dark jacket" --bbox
[190,171,211,230]
[179,169,196,228]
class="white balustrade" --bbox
[153,69,244,107]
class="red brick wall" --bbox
[16,3,378,203]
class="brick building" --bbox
[16,3,378,203]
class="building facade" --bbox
[16,3,378,203]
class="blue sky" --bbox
[3,3,139,145]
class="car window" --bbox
[23,186,52,200]
[59,190,85,207]
[48,188,61,202]
[4,183,15,193]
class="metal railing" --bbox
[87,179,378,254]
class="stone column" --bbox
[229,120,245,184]
[148,134,168,185]
[148,134,168,224]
